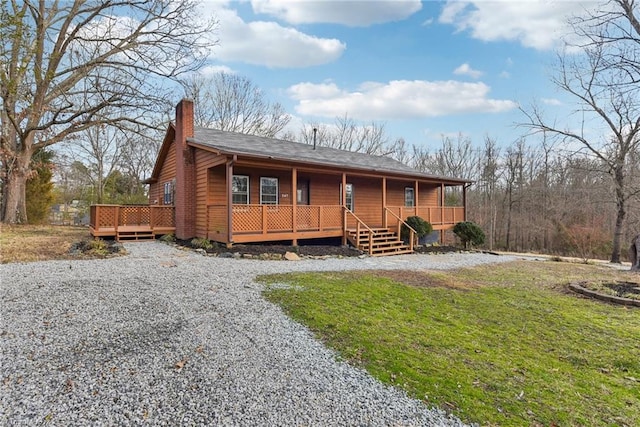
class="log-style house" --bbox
[90,99,471,256]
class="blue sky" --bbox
[195,1,595,150]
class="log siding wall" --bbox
[195,151,226,238]
[148,139,177,205]
[350,176,383,227]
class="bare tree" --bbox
[180,72,290,138]
[0,0,216,223]
[295,115,394,156]
[521,0,640,262]
[412,133,477,180]
[60,125,128,203]
[389,137,411,164]
[476,136,501,250]
[119,132,161,189]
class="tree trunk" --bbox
[610,168,627,263]
[2,148,31,224]
[631,235,640,271]
[611,194,626,264]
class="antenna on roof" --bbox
[313,127,317,150]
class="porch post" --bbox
[114,205,120,234]
[463,183,468,222]
[341,172,347,245]
[382,177,387,228]
[226,157,235,246]
[414,180,419,217]
[440,183,445,244]
[292,167,298,245]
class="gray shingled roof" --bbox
[190,127,470,184]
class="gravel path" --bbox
[1,242,521,426]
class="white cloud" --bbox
[251,0,422,26]
[453,63,483,79]
[207,7,345,68]
[542,98,563,106]
[288,80,517,120]
[499,71,511,79]
[439,1,590,50]
[199,65,235,75]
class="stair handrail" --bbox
[343,206,374,255]
[384,207,416,252]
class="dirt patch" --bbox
[604,281,640,297]
[68,239,126,258]
[173,237,463,259]
[174,239,362,258]
[570,280,640,305]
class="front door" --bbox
[297,179,309,205]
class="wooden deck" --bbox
[90,203,464,250]
[90,205,175,241]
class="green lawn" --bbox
[261,261,640,427]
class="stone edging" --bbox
[568,282,640,307]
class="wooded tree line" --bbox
[2,0,639,262]
[411,135,640,261]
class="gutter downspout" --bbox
[226,154,237,246]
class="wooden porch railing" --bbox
[384,207,416,252]
[343,207,375,256]
[385,206,465,225]
[207,204,344,236]
[90,204,175,235]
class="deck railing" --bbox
[207,204,343,236]
[344,207,375,255]
[385,206,465,226]
[384,207,416,252]
[90,204,175,234]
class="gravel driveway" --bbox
[1,242,520,426]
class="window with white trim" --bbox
[405,187,415,207]
[232,175,249,204]
[163,181,173,205]
[260,177,278,204]
[340,183,354,211]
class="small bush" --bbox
[160,233,176,243]
[453,221,485,249]
[191,237,213,250]
[87,238,110,256]
[562,222,611,262]
[401,216,433,244]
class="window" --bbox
[340,183,354,211]
[163,181,173,205]
[232,175,249,204]
[260,177,278,204]
[405,187,415,207]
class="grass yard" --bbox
[261,261,640,427]
[0,224,91,263]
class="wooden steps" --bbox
[346,227,413,256]
[116,226,156,241]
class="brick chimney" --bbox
[174,99,196,239]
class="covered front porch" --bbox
[89,202,465,254]
[201,158,468,247]
[205,204,465,243]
